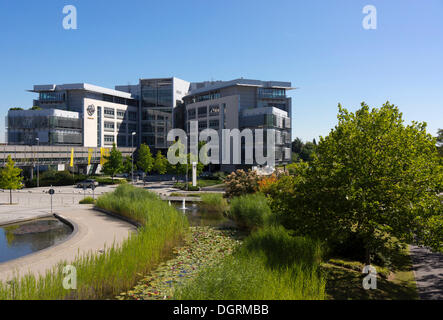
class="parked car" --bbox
[77,179,98,188]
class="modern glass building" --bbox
[7,77,294,172]
[184,79,293,171]
[116,77,190,152]
[7,109,82,146]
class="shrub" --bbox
[174,227,325,300]
[228,193,271,230]
[224,169,259,199]
[200,193,228,217]
[25,170,88,188]
[79,197,95,204]
[173,182,200,191]
[95,177,126,185]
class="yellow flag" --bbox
[70,148,74,167]
[88,148,93,165]
[100,147,109,165]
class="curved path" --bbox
[0,206,136,282]
[410,245,443,300]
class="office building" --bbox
[183,79,293,171]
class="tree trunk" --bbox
[9,189,12,205]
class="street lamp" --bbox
[35,137,39,188]
[131,132,136,184]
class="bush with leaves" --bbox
[224,169,259,199]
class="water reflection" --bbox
[173,202,235,228]
[0,218,73,263]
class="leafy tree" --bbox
[267,102,443,264]
[0,156,23,204]
[299,141,316,162]
[437,128,443,156]
[102,143,123,182]
[30,106,42,110]
[136,143,154,175]
[153,151,168,174]
[291,137,316,162]
[122,155,136,174]
[291,137,303,154]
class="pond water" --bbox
[0,218,73,264]
[173,202,234,228]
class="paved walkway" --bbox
[410,245,443,300]
[0,206,136,282]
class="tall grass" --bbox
[174,226,326,300]
[228,193,272,230]
[0,184,188,300]
[199,193,228,217]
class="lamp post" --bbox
[131,132,136,184]
[36,137,39,188]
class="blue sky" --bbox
[0,0,442,143]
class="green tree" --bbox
[102,143,123,182]
[299,141,316,162]
[437,128,443,156]
[0,156,23,204]
[153,151,168,174]
[291,137,303,154]
[122,155,136,174]
[137,143,154,175]
[291,137,316,162]
[267,102,443,263]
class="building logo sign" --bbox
[87,104,95,117]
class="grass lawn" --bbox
[197,179,225,188]
[169,193,201,198]
[323,246,418,300]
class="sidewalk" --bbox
[410,245,443,300]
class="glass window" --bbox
[117,109,125,119]
[104,107,115,118]
[209,119,219,129]
[258,88,286,99]
[198,120,207,130]
[198,106,207,117]
[128,111,137,121]
[209,105,219,116]
[188,109,196,119]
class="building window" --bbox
[39,92,65,102]
[142,123,155,133]
[117,109,125,119]
[258,88,286,99]
[117,135,126,146]
[103,94,114,102]
[209,119,219,130]
[104,135,115,144]
[128,111,137,121]
[104,121,115,132]
[104,107,115,118]
[198,106,207,118]
[128,123,137,132]
[209,105,219,116]
[198,120,207,130]
[188,109,196,120]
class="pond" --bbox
[0,218,73,264]
[173,202,235,228]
